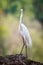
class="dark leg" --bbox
[20,37,25,54]
[25,45,28,58]
[20,44,24,54]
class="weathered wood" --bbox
[0,54,43,65]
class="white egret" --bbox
[18,9,32,57]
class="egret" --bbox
[18,9,32,57]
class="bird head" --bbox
[21,9,23,12]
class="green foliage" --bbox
[0,0,43,23]
[0,0,33,16]
[0,26,6,55]
[0,25,10,55]
[33,0,43,25]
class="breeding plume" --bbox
[18,9,32,57]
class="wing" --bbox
[20,23,32,47]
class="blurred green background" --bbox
[0,0,43,62]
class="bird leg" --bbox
[20,43,24,54]
[20,35,25,54]
[25,45,28,58]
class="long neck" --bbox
[19,9,23,25]
[19,9,23,31]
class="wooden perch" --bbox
[0,54,43,65]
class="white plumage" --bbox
[19,23,32,47]
[18,9,32,57]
